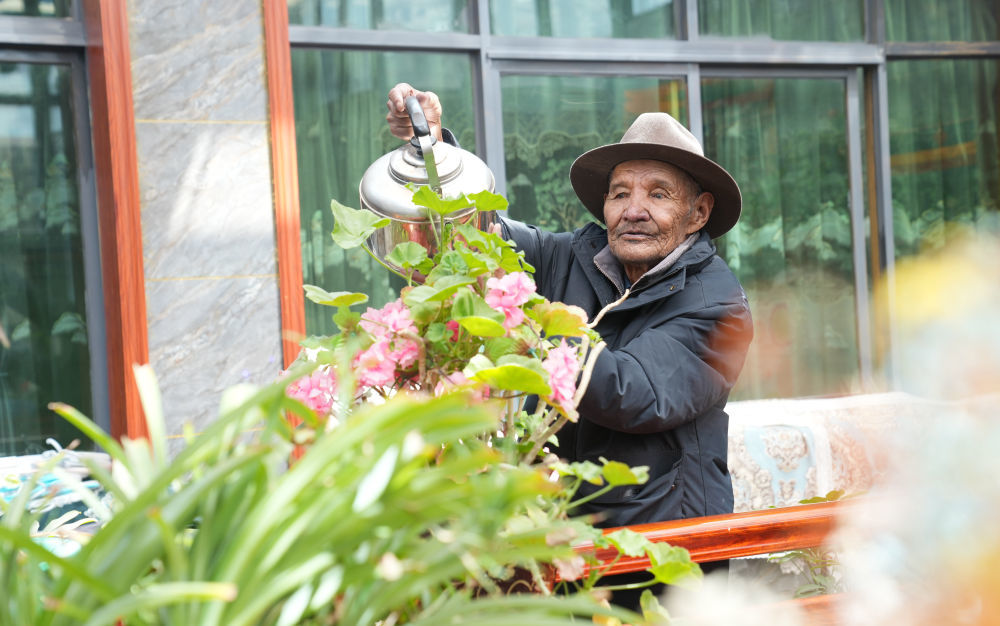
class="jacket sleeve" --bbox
[577,289,753,435]
[497,216,560,297]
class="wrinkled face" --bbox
[603,159,713,283]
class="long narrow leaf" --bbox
[133,364,169,468]
[0,527,115,599]
[82,582,237,626]
[48,403,127,469]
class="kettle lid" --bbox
[359,141,495,223]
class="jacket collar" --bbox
[572,224,716,306]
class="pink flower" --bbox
[485,272,536,330]
[285,366,338,416]
[355,340,397,388]
[542,339,580,417]
[446,320,460,341]
[354,298,422,389]
[360,298,417,339]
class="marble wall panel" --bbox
[138,121,276,279]
[145,275,283,447]
[128,0,267,121]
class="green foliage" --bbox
[0,366,639,625]
[330,199,390,249]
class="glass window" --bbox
[0,61,91,455]
[886,0,1000,41]
[888,59,1000,256]
[698,0,864,41]
[501,74,686,232]
[288,0,471,32]
[490,0,676,39]
[1,1,71,18]
[703,77,859,399]
[291,49,476,336]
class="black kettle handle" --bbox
[405,96,431,139]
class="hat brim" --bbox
[570,143,742,239]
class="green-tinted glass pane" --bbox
[704,77,858,399]
[291,49,475,336]
[502,75,686,232]
[886,0,999,41]
[698,0,863,41]
[0,62,91,455]
[0,0,71,17]
[490,0,676,38]
[289,0,470,32]
[888,60,1000,256]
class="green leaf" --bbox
[604,528,652,558]
[458,317,506,338]
[452,288,506,337]
[550,460,603,485]
[645,543,702,588]
[303,285,369,307]
[424,275,477,302]
[530,301,589,337]
[499,246,534,274]
[407,300,441,325]
[412,186,472,215]
[402,285,437,305]
[639,589,673,623]
[452,289,504,323]
[330,199,389,248]
[462,354,495,377]
[469,189,509,213]
[601,460,649,487]
[424,322,451,344]
[425,251,470,284]
[386,241,430,270]
[353,445,399,513]
[471,355,552,395]
[483,336,519,361]
[332,307,361,331]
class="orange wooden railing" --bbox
[572,500,846,577]
[570,500,850,625]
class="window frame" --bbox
[0,2,148,442]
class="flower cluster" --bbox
[285,189,603,464]
[355,298,420,388]
[485,272,535,329]
[542,339,581,418]
[285,366,337,416]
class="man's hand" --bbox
[386,83,444,142]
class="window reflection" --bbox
[490,0,676,39]
[501,74,686,232]
[290,49,476,336]
[0,62,90,455]
[886,0,1000,42]
[704,77,859,399]
[888,59,1000,256]
[698,0,863,42]
[0,0,71,18]
[288,0,470,32]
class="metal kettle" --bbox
[359,96,497,277]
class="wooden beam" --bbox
[571,501,845,578]
[82,0,149,441]
[263,0,307,369]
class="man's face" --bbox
[603,159,713,282]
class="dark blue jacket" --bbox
[502,219,753,528]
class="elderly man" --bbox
[386,84,753,531]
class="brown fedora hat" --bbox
[570,112,741,239]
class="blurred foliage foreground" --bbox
[0,368,695,625]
